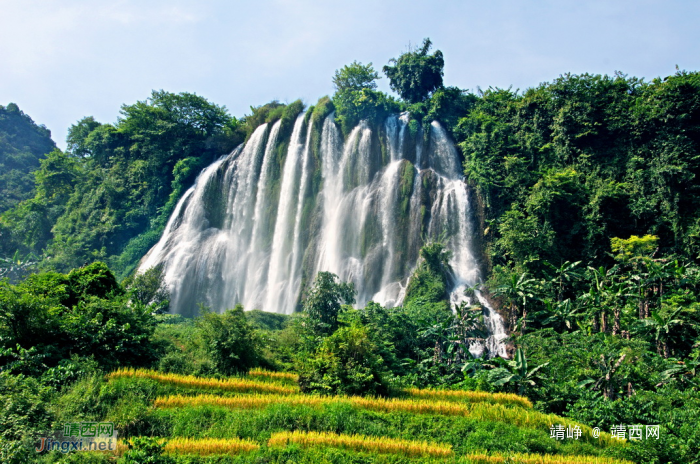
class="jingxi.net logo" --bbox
[35,422,117,454]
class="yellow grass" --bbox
[155,393,326,410]
[154,394,618,447]
[112,368,531,409]
[406,387,533,409]
[165,437,259,455]
[463,452,633,464]
[247,368,298,382]
[116,438,258,456]
[108,368,298,395]
[268,430,453,458]
[154,393,517,418]
[155,393,479,416]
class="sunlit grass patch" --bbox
[108,368,298,395]
[154,394,619,447]
[116,437,259,456]
[405,387,533,409]
[154,393,479,416]
[247,368,299,384]
[268,430,454,458]
[165,437,259,455]
[155,393,324,410]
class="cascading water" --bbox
[140,110,507,357]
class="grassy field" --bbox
[59,369,631,463]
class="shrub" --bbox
[119,437,174,464]
[197,305,262,375]
[298,323,390,396]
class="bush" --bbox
[119,437,174,464]
[298,323,389,396]
[302,272,355,336]
[197,305,262,375]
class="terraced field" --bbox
[103,369,632,463]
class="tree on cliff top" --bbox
[383,38,444,104]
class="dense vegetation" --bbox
[1,39,699,463]
[0,91,246,280]
[0,262,633,464]
[0,103,56,216]
[452,69,700,464]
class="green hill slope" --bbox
[0,103,56,213]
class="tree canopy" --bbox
[0,103,56,214]
[0,90,242,279]
[332,61,380,93]
[383,38,445,103]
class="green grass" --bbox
[49,371,630,464]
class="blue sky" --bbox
[1,0,698,150]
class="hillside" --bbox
[0,103,55,214]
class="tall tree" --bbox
[383,38,444,103]
[302,272,356,336]
[332,61,380,93]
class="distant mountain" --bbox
[0,103,56,213]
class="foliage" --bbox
[459,71,700,274]
[245,309,289,331]
[124,264,170,314]
[486,347,549,395]
[610,235,659,263]
[331,61,400,136]
[333,88,400,137]
[119,436,175,464]
[302,272,356,336]
[383,38,445,104]
[0,103,56,214]
[0,263,158,372]
[0,148,80,259]
[333,61,380,93]
[197,304,262,375]
[404,241,453,311]
[298,322,390,396]
[0,371,54,464]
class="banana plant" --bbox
[487,347,548,395]
[494,272,539,333]
[642,306,690,358]
[540,298,582,332]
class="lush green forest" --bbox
[1,39,699,463]
[0,103,56,214]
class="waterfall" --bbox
[264,114,306,314]
[140,110,507,356]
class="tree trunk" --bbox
[613,308,620,335]
[592,313,599,333]
[522,306,528,334]
[601,311,608,333]
[433,341,441,365]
